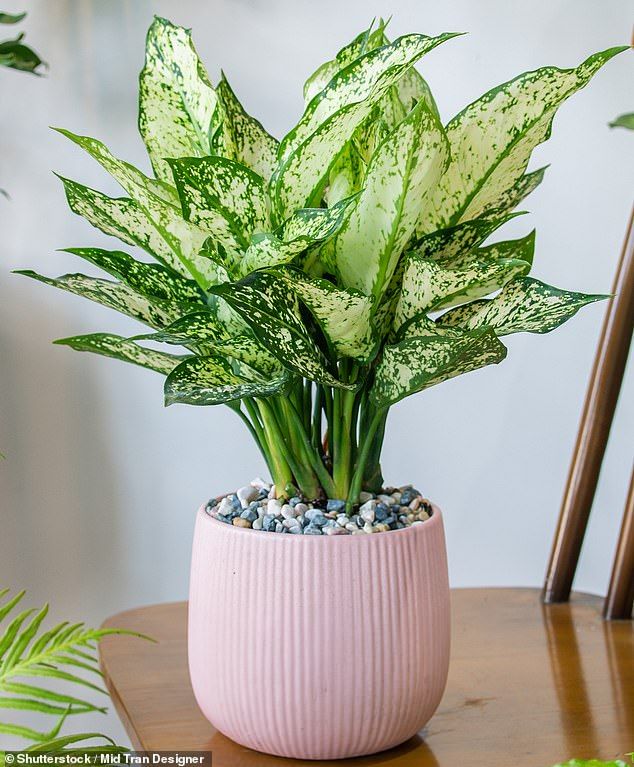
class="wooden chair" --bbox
[100,214,634,764]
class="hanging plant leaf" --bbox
[139,16,217,182]
[334,98,450,298]
[438,276,608,335]
[371,327,507,407]
[54,333,187,374]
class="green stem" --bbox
[267,398,320,498]
[284,397,337,499]
[255,399,293,494]
[347,407,386,511]
[311,386,323,453]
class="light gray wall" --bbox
[1,0,632,747]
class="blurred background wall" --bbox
[0,0,632,746]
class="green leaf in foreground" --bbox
[438,276,608,335]
[371,327,507,408]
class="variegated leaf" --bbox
[237,196,355,277]
[269,267,376,360]
[477,166,547,219]
[133,310,231,345]
[273,32,458,215]
[170,156,269,251]
[447,230,535,271]
[215,335,283,376]
[370,327,507,407]
[411,212,520,266]
[62,247,203,304]
[438,276,607,335]
[399,313,464,340]
[217,74,279,181]
[303,20,388,104]
[210,272,351,388]
[139,16,217,182]
[323,143,365,207]
[395,244,532,329]
[165,354,288,406]
[16,271,182,329]
[54,333,186,374]
[334,98,450,298]
[59,176,216,289]
[419,47,627,231]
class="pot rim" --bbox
[197,500,442,541]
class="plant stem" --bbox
[255,399,294,495]
[284,397,337,499]
[347,407,386,511]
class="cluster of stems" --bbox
[231,361,389,511]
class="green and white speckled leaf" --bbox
[273,32,457,215]
[16,271,182,329]
[478,166,547,219]
[62,247,202,304]
[210,272,350,387]
[419,47,626,232]
[303,20,388,104]
[59,177,216,289]
[270,267,376,360]
[395,244,532,329]
[439,276,607,335]
[214,335,283,376]
[133,310,231,346]
[55,131,222,287]
[237,196,355,277]
[170,156,268,252]
[448,230,535,271]
[164,354,288,406]
[411,213,519,267]
[139,17,217,183]
[55,128,177,204]
[399,313,464,340]
[334,98,450,298]
[371,327,507,407]
[323,143,365,207]
[217,74,279,181]
[54,332,186,374]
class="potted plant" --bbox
[19,17,624,759]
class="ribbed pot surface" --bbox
[188,502,450,760]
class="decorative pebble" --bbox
[237,485,259,508]
[206,479,433,535]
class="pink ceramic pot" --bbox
[188,503,450,760]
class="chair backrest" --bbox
[542,207,634,620]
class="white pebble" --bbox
[336,514,348,527]
[252,517,263,530]
[283,517,300,529]
[345,522,358,532]
[218,497,233,516]
[267,499,282,516]
[360,500,376,523]
[281,504,298,519]
[363,522,377,534]
[378,494,392,505]
[250,477,271,490]
[409,497,421,511]
[295,503,308,514]
[237,485,258,509]
[268,486,277,499]
[325,525,349,535]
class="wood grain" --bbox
[100,589,634,766]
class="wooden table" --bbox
[100,588,633,766]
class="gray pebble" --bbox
[326,499,346,514]
[240,508,258,523]
[304,524,323,535]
